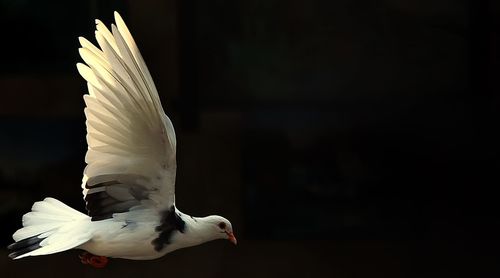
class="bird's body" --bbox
[80,207,221,260]
[82,216,162,260]
[8,12,235,266]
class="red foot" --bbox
[79,252,109,268]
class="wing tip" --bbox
[113,11,128,35]
[76,62,87,72]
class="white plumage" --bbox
[12,198,91,259]
[8,12,236,265]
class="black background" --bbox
[0,0,499,277]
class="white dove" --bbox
[7,11,236,268]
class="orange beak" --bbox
[226,231,237,245]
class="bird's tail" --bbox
[8,197,92,259]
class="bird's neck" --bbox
[176,210,219,245]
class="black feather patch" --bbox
[85,180,148,221]
[152,206,185,252]
[7,235,44,259]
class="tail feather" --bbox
[9,197,92,259]
[7,235,44,259]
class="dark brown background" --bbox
[1,0,499,277]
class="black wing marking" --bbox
[85,175,150,221]
[151,206,185,251]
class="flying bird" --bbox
[8,11,236,268]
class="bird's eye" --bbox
[218,222,226,229]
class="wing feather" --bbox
[79,37,106,62]
[78,12,176,219]
[114,12,163,114]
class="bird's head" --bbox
[204,215,237,245]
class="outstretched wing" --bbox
[77,12,176,221]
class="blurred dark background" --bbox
[1,0,499,277]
